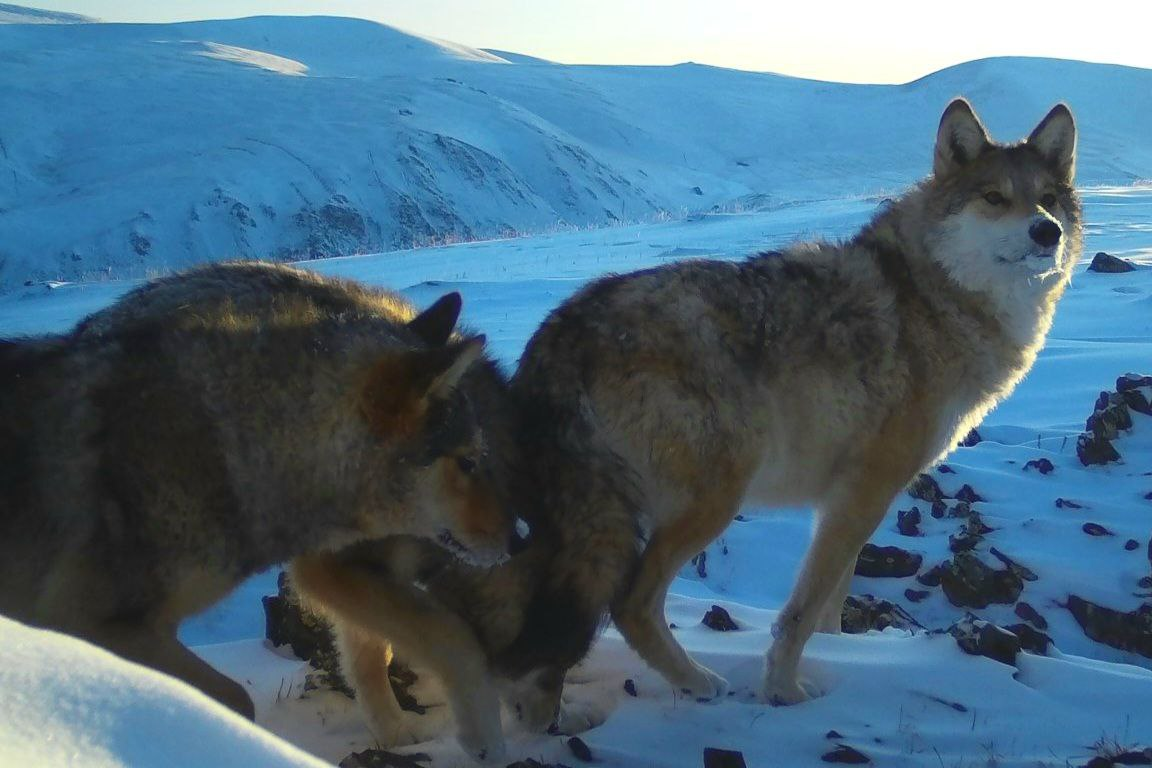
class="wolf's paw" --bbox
[455,710,506,765]
[368,708,443,747]
[761,676,819,706]
[677,665,729,703]
[551,699,607,735]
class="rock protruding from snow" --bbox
[1065,595,1152,659]
[840,595,921,634]
[1087,251,1137,273]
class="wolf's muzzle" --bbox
[1029,219,1062,249]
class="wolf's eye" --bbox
[455,456,477,475]
[1040,193,1057,209]
[983,191,1007,206]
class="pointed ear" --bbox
[934,98,992,178]
[359,336,486,438]
[1027,103,1076,183]
[407,292,462,347]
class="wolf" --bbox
[291,97,1081,756]
[0,261,522,721]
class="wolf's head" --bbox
[357,292,526,567]
[920,99,1081,303]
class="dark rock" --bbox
[938,464,956,474]
[1078,433,1121,466]
[1014,601,1049,630]
[1024,458,1055,474]
[1110,749,1152,765]
[1087,398,1132,440]
[1066,595,1152,658]
[937,552,1024,609]
[897,507,922,537]
[693,550,708,578]
[1116,373,1152,416]
[840,595,922,634]
[567,736,593,762]
[263,572,351,696]
[1141,576,1152,590]
[338,749,431,768]
[949,512,995,554]
[702,604,739,631]
[1003,623,1054,655]
[931,500,948,519]
[948,616,1020,666]
[855,544,922,578]
[905,589,930,603]
[1056,497,1085,509]
[1126,539,1140,551]
[917,566,943,588]
[948,501,973,519]
[1083,522,1113,537]
[623,678,637,697]
[988,547,1039,582]
[908,474,945,502]
[703,748,748,768]
[1088,251,1136,273]
[821,745,871,764]
[959,429,982,447]
[954,484,984,504]
[825,731,843,740]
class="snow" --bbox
[2,7,1152,768]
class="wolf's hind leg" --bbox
[610,486,745,702]
[292,555,505,765]
[764,480,894,705]
[89,621,255,718]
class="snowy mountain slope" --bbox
[2,188,1150,767]
[2,12,1152,290]
[0,3,95,24]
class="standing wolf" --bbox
[0,262,521,719]
[286,97,1081,756]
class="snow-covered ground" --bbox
[3,185,1151,767]
[3,6,1152,768]
[2,11,1152,291]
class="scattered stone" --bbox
[908,474,945,503]
[1128,539,1141,552]
[623,678,637,697]
[821,745,871,764]
[949,512,995,553]
[1087,251,1136,273]
[1077,433,1121,465]
[988,547,1039,582]
[937,552,1024,609]
[1056,497,1085,509]
[1087,394,1132,439]
[1014,601,1049,630]
[959,429,982,447]
[854,544,922,578]
[840,595,922,634]
[897,507,923,537]
[567,736,593,762]
[1117,373,1152,416]
[1024,458,1055,474]
[948,616,1020,666]
[931,500,948,519]
[693,550,708,578]
[954,484,984,504]
[825,731,843,740]
[917,566,943,588]
[938,464,956,474]
[1083,522,1113,537]
[702,604,739,631]
[703,748,748,768]
[339,749,431,768]
[905,589,930,603]
[1066,595,1152,658]
[949,501,973,519]
[1003,623,1054,655]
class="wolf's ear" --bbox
[407,292,463,347]
[359,336,486,438]
[1027,103,1076,183]
[934,98,992,178]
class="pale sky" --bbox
[20,1,1149,84]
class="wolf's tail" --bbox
[492,395,644,678]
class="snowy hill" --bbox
[2,12,1152,289]
[0,3,96,24]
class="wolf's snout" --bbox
[1029,219,1062,249]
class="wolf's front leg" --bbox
[764,484,893,705]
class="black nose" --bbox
[1029,219,1062,249]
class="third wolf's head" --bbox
[356,292,526,567]
[919,98,1081,309]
